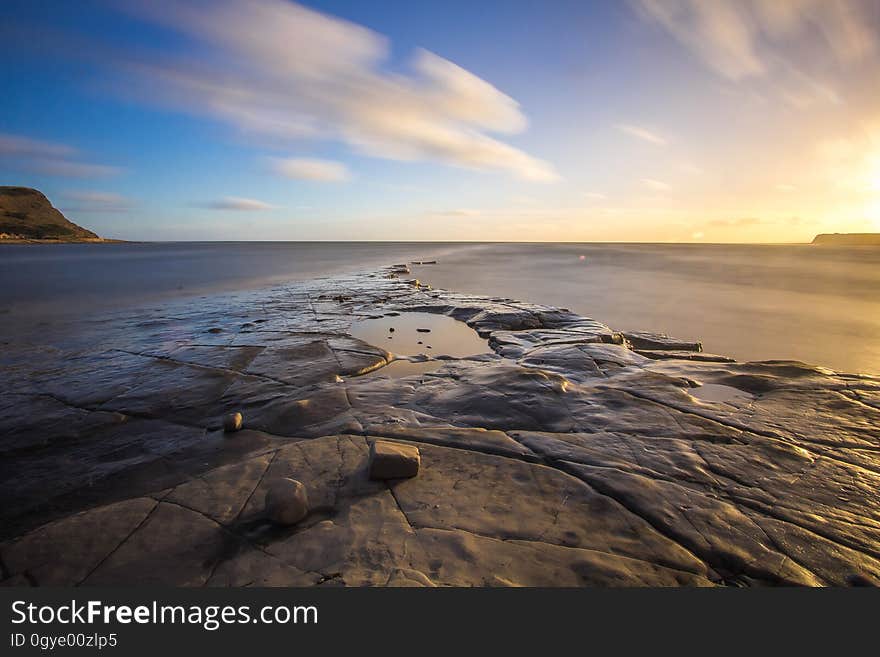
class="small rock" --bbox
[223,412,243,432]
[207,327,223,334]
[265,478,309,525]
[416,328,431,333]
[369,440,420,480]
[389,327,395,332]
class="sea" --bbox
[1,241,878,374]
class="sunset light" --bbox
[1,0,879,615]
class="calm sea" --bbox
[2,241,878,374]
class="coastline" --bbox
[0,238,126,244]
[0,264,878,586]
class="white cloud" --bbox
[633,0,878,89]
[616,123,668,145]
[427,208,481,217]
[271,157,349,182]
[636,0,764,80]
[29,161,122,178]
[62,191,132,212]
[0,134,74,159]
[0,132,120,178]
[642,178,671,191]
[116,0,557,182]
[203,197,275,211]
[635,0,877,82]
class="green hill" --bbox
[0,187,101,241]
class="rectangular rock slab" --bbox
[369,440,420,480]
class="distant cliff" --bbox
[0,187,103,242]
[812,233,880,246]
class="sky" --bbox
[1,0,879,242]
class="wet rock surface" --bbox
[1,266,879,587]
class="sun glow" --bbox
[869,157,880,192]
[868,198,880,230]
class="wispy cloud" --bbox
[113,0,558,182]
[0,134,74,159]
[29,161,122,178]
[584,192,607,200]
[706,216,816,229]
[0,132,121,178]
[201,197,275,211]
[270,157,349,182]
[642,178,671,191]
[708,217,764,228]
[616,123,668,145]
[427,208,481,218]
[635,0,877,113]
[61,191,132,213]
[635,0,877,81]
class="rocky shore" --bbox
[1,265,879,587]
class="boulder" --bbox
[265,478,309,525]
[223,412,243,432]
[369,440,420,480]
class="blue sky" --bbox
[1,0,878,241]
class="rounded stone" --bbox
[265,478,309,525]
[223,412,243,432]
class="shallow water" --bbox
[351,311,490,377]
[412,243,880,374]
[2,240,878,375]
[690,383,755,405]
[351,312,489,358]
[0,241,464,318]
